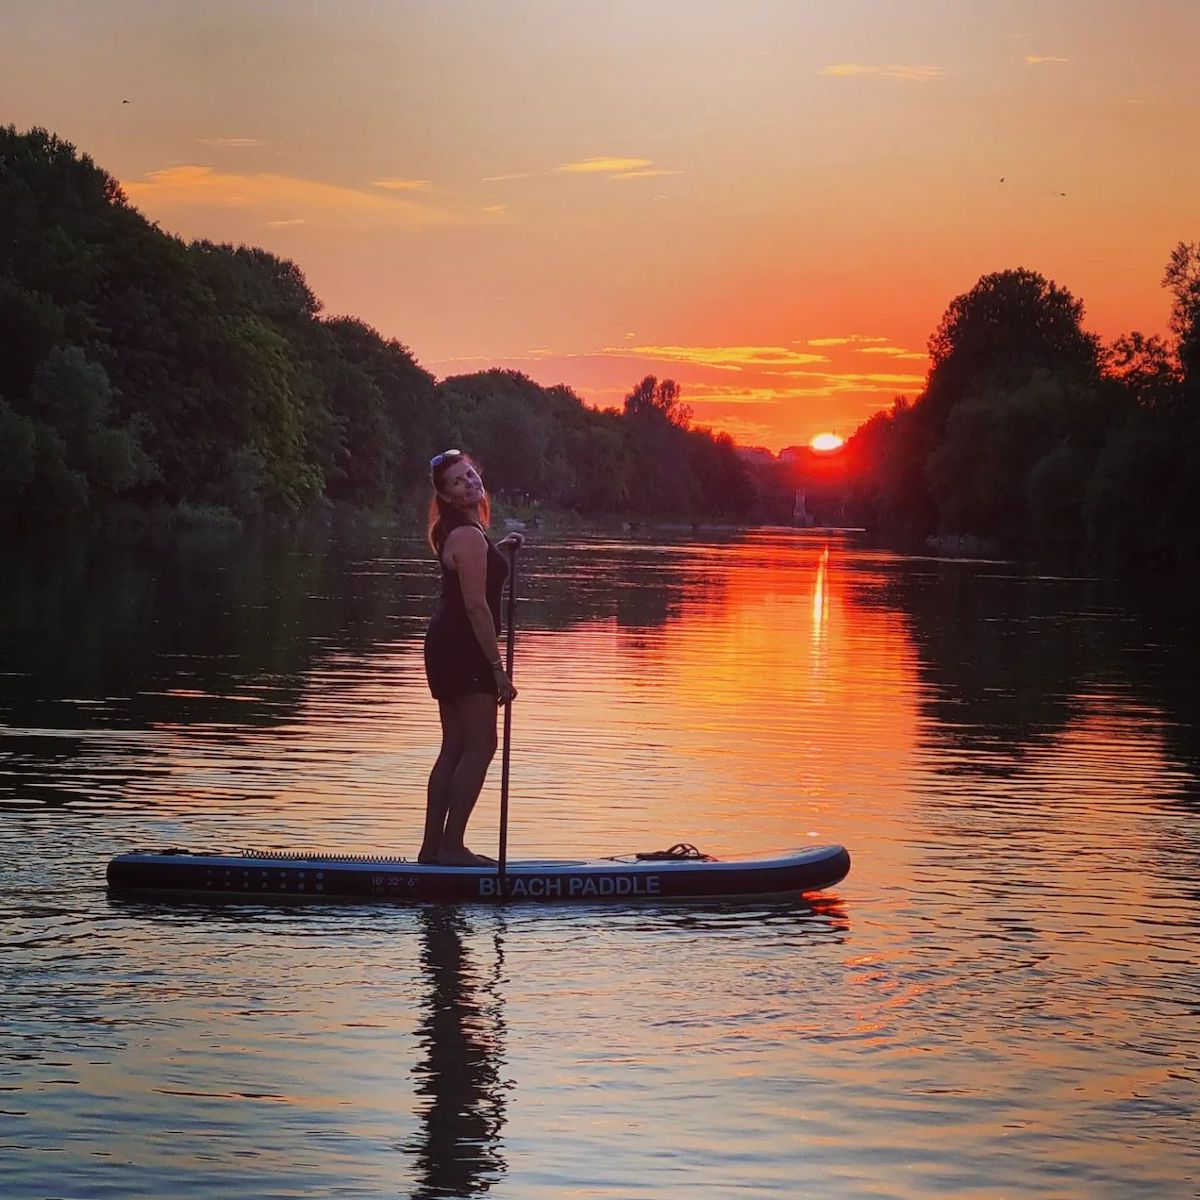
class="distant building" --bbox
[793,489,815,527]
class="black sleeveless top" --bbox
[423,509,509,699]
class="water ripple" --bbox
[1,531,1198,1197]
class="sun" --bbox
[810,432,844,452]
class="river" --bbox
[1,527,1197,1198]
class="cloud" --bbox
[609,169,685,180]
[783,370,925,388]
[855,345,928,361]
[1025,55,1069,65]
[264,217,306,227]
[820,64,943,82]
[807,335,891,347]
[685,376,917,403]
[603,344,831,370]
[484,157,678,184]
[372,178,431,191]
[555,156,654,174]
[123,165,491,229]
[198,137,266,147]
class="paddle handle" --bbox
[497,543,518,895]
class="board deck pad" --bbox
[106,844,851,903]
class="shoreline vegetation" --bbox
[2,126,1198,572]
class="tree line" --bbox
[843,252,1200,571]
[5,125,1197,572]
[0,126,761,530]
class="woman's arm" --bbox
[444,526,516,702]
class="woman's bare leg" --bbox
[439,691,499,865]
[420,700,464,863]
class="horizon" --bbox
[2,0,1197,450]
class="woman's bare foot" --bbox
[438,847,496,867]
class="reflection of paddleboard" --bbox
[106,844,850,903]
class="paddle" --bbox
[496,541,519,897]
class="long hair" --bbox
[427,452,490,553]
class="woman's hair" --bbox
[427,450,490,553]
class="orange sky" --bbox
[3,1,1198,449]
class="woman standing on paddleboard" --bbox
[421,449,522,866]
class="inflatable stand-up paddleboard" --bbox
[106,842,851,904]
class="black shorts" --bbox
[423,619,499,701]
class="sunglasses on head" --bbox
[429,449,463,469]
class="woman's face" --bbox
[438,458,485,508]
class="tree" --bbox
[216,317,322,513]
[564,414,629,511]
[865,269,1104,542]
[0,400,38,498]
[0,280,64,404]
[622,375,692,428]
[927,268,1101,395]
[1106,331,1178,407]
[687,429,755,518]
[440,371,553,497]
[28,344,150,495]
[620,377,701,514]
[193,242,321,326]
[1162,241,1200,390]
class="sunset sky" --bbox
[3,0,1198,449]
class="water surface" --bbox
[1,528,1197,1198]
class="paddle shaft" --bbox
[497,543,518,894]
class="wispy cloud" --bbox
[483,156,680,185]
[807,335,891,347]
[265,217,306,227]
[820,64,943,82]
[610,168,685,180]
[123,165,493,229]
[555,156,654,175]
[1025,55,1069,65]
[855,345,928,361]
[198,137,266,147]
[604,344,831,370]
[372,177,431,191]
[783,370,926,388]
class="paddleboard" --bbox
[106,843,850,903]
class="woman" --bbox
[421,449,522,866]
